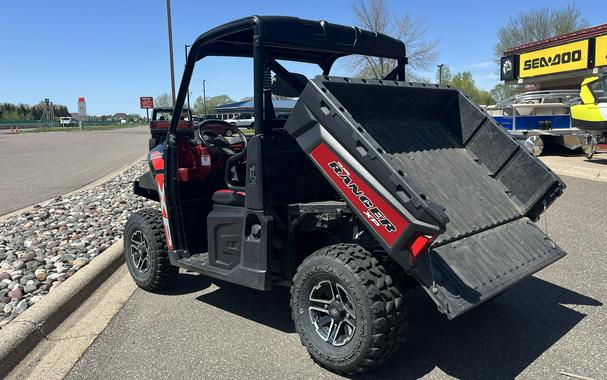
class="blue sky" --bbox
[0,1,603,115]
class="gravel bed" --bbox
[0,160,154,328]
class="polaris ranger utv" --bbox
[125,16,566,375]
[148,107,194,150]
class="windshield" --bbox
[154,110,191,121]
[589,77,607,102]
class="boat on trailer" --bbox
[485,90,581,156]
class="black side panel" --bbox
[176,206,273,290]
[245,135,264,210]
[466,119,519,176]
[413,218,566,319]
[496,149,557,213]
[261,132,334,207]
[208,207,244,270]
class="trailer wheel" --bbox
[291,244,407,375]
[124,208,178,291]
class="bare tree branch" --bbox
[349,0,438,79]
[493,4,589,60]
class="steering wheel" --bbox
[195,120,247,155]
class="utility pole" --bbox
[202,79,207,118]
[166,0,176,106]
[437,64,444,85]
[185,44,191,111]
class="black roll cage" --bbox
[169,16,406,135]
[165,16,407,251]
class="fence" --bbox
[0,120,134,130]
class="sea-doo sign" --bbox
[596,35,607,68]
[519,40,589,78]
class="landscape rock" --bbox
[24,283,37,293]
[7,288,23,300]
[73,258,89,268]
[14,299,28,314]
[0,159,154,329]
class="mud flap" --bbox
[412,218,566,319]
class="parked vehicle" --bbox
[125,16,566,375]
[59,117,77,127]
[485,90,581,156]
[226,113,255,127]
[148,107,194,150]
[571,72,607,158]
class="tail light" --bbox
[406,233,436,260]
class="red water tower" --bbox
[78,97,87,116]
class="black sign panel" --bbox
[500,55,519,81]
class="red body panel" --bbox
[310,143,409,247]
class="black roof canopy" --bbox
[191,16,406,67]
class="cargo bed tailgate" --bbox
[413,218,566,319]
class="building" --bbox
[500,23,607,89]
[212,99,297,120]
[113,113,128,121]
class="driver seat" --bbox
[212,189,245,207]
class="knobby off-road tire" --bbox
[124,208,178,291]
[291,244,408,375]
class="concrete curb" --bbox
[0,238,125,377]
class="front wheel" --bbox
[291,244,407,375]
[124,208,178,291]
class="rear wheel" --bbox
[291,244,407,375]
[124,208,178,291]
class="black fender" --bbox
[133,171,159,202]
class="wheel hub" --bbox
[129,230,150,274]
[308,279,357,347]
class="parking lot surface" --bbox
[0,126,148,215]
[66,175,606,379]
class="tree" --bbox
[192,95,234,115]
[206,95,234,113]
[155,93,172,107]
[437,66,495,106]
[193,96,205,115]
[127,114,141,122]
[350,0,437,79]
[494,4,589,60]
[435,65,452,85]
[489,83,522,102]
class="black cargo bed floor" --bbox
[362,118,521,245]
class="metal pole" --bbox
[202,79,207,117]
[437,64,444,85]
[185,44,191,111]
[146,108,149,122]
[166,0,176,106]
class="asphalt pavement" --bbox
[67,175,606,380]
[0,126,148,215]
